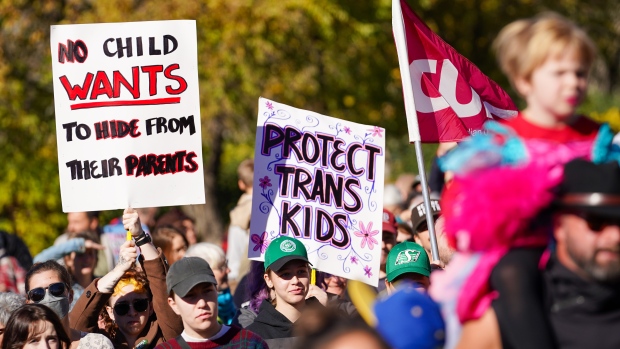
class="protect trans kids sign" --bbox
[249,98,385,286]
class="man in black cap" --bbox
[157,257,267,348]
[545,159,620,348]
[491,159,620,349]
[410,200,453,266]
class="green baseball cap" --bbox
[386,241,431,282]
[264,236,311,272]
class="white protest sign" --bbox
[249,98,385,286]
[50,20,205,212]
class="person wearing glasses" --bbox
[24,260,112,348]
[1,303,71,349]
[486,159,620,349]
[33,230,104,311]
[69,208,183,348]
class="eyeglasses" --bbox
[113,298,149,316]
[27,282,68,303]
[566,210,620,232]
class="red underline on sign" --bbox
[70,97,181,110]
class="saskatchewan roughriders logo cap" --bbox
[386,241,431,282]
[264,236,311,272]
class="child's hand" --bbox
[123,208,143,238]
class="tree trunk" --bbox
[183,113,226,244]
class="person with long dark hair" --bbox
[1,303,71,349]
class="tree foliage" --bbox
[0,0,617,253]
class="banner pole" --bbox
[413,141,440,263]
[393,0,441,263]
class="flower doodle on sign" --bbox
[350,256,358,264]
[266,101,274,110]
[354,221,379,250]
[259,176,272,190]
[251,232,269,253]
[258,175,280,218]
[343,126,352,135]
[367,126,383,138]
[363,265,372,278]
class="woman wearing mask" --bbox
[1,303,71,349]
[69,208,183,348]
[33,230,103,310]
[25,261,112,348]
[246,236,327,349]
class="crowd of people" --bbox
[0,11,619,349]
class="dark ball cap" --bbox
[556,159,620,218]
[166,257,217,297]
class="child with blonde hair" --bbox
[493,12,598,136]
[433,12,620,349]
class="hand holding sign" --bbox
[122,208,143,238]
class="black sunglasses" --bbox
[567,210,620,232]
[28,282,67,303]
[113,298,149,316]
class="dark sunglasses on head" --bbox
[567,210,620,232]
[27,282,67,303]
[114,298,149,316]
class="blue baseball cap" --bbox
[374,283,445,349]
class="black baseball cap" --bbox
[555,159,620,218]
[166,257,217,297]
[410,200,442,232]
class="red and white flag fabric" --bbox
[393,0,517,143]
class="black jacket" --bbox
[246,297,326,349]
[545,254,620,349]
[246,301,294,340]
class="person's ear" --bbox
[238,179,247,192]
[168,296,181,316]
[106,305,115,322]
[553,215,567,243]
[68,287,74,304]
[514,76,531,97]
[264,273,273,289]
[414,234,422,245]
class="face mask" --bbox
[39,291,70,319]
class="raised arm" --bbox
[125,208,183,339]
[69,239,137,331]
[34,238,104,264]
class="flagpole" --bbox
[392,0,441,264]
[413,142,440,264]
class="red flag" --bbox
[393,0,517,143]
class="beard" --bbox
[568,247,620,283]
